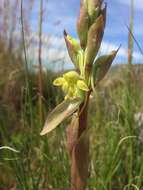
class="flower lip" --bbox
[53,77,65,86]
[53,70,89,99]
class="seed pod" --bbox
[64,30,81,68]
[85,15,105,69]
[77,0,90,49]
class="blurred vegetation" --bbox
[0,0,143,190]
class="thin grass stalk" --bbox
[2,0,9,43]
[126,25,143,57]
[128,0,134,65]
[20,0,33,128]
[8,0,19,52]
[38,0,44,125]
[20,0,29,92]
[127,2,134,185]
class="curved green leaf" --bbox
[91,48,119,91]
[40,98,82,135]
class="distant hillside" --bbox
[109,63,143,75]
[99,63,143,90]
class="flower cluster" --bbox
[53,71,89,99]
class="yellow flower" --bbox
[53,71,89,99]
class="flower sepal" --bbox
[64,31,81,68]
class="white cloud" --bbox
[28,46,70,63]
[100,41,143,61]
[13,32,143,68]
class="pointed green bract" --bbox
[40,98,82,135]
[85,15,105,68]
[91,49,119,90]
[64,31,81,68]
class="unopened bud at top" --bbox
[88,0,103,22]
[88,0,103,9]
[77,0,90,49]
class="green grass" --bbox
[1,63,143,190]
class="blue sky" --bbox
[29,0,143,69]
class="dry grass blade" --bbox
[0,146,19,153]
[126,24,143,57]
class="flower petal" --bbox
[53,77,65,86]
[77,80,89,91]
[63,71,80,83]
[62,81,69,93]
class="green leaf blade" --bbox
[91,48,119,89]
[40,98,82,135]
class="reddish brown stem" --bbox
[67,92,90,190]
